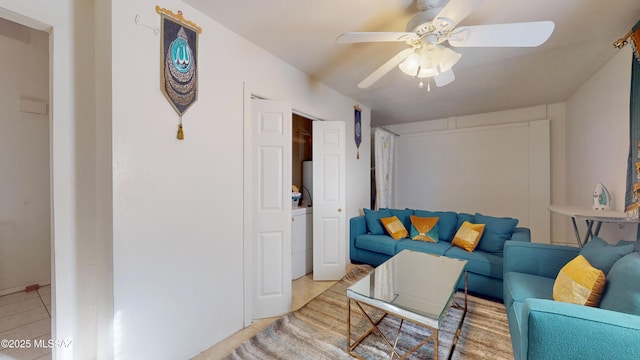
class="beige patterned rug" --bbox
[225,265,513,359]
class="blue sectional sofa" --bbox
[503,239,640,360]
[349,208,531,300]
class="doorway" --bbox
[291,113,313,280]
[0,14,53,345]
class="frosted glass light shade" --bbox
[399,52,420,76]
[437,47,462,73]
[417,67,439,78]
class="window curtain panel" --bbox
[374,128,396,210]
[624,20,640,218]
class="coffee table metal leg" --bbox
[448,271,468,360]
[347,298,351,355]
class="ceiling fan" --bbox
[337,0,554,90]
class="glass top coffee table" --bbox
[347,250,468,359]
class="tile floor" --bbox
[0,286,52,360]
[192,271,343,359]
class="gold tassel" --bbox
[177,123,184,140]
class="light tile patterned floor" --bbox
[0,286,52,360]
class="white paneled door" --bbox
[312,121,346,281]
[250,99,292,319]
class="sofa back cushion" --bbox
[599,252,640,316]
[475,213,519,256]
[363,208,392,235]
[412,210,458,242]
[456,212,475,229]
[579,236,634,275]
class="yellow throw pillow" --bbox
[553,255,606,307]
[452,221,485,252]
[409,215,439,242]
[380,216,408,240]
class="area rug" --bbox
[224,265,513,359]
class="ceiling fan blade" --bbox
[337,32,419,44]
[448,21,555,47]
[358,48,414,88]
[433,0,485,31]
[434,69,455,87]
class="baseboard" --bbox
[0,279,51,297]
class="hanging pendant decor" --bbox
[354,105,362,159]
[156,6,202,140]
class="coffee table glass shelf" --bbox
[347,250,468,359]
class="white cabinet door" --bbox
[312,121,346,280]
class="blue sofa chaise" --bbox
[350,208,531,300]
[503,239,640,360]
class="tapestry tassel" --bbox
[357,149,360,160]
[177,117,184,140]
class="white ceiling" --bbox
[184,0,640,126]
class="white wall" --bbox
[565,46,636,243]
[392,119,551,243]
[0,23,50,294]
[111,1,370,359]
[387,104,564,244]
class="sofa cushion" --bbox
[617,239,640,251]
[383,208,414,231]
[409,215,439,242]
[504,272,555,305]
[363,208,392,235]
[599,252,640,316]
[475,213,519,256]
[380,216,408,240]
[354,234,398,256]
[446,246,503,279]
[553,255,606,307]
[451,221,485,252]
[412,210,458,242]
[456,212,475,229]
[579,236,634,274]
[396,238,452,256]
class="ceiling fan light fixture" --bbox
[437,46,462,73]
[417,67,439,78]
[398,51,421,76]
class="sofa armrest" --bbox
[350,216,367,238]
[511,227,531,242]
[521,298,640,360]
[504,241,579,279]
[350,216,367,256]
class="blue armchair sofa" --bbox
[503,240,640,360]
[350,208,531,300]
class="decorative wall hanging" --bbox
[354,105,362,159]
[623,20,640,218]
[156,6,202,140]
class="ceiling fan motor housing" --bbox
[406,7,442,35]
[416,0,445,11]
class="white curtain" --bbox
[374,128,396,210]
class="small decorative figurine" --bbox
[592,183,611,211]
